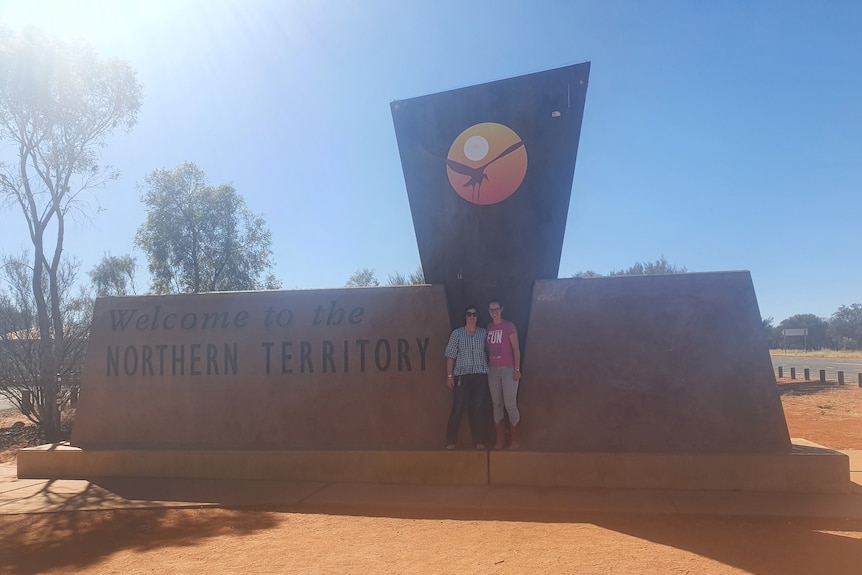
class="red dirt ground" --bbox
[1,385,861,574]
[777,380,862,449]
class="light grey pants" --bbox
[488,365,520,426]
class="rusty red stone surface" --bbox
[521,272,791,454]
[72,286,451,450]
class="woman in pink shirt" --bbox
[486,299,522,449]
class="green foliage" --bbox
[261,273,283,290]
[135,162,279,293]
[761,316,781,348]
[0,27,142,441]
[572,270,602,278]
[572,256,688,278]
[88,254,137,297]
[828,303,862,350]
[387,267,425,285]
[346,268,380,287]
[608,256,688,276]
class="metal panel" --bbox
[391,63,590,337]
[73,286,451,451]
[521,272,792,454]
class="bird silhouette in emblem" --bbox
[446,140,525,202]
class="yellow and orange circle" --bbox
[446,122,528,205]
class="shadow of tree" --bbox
[0,506,280,574]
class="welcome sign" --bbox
[102,300,430,379]
[72,286,451,450]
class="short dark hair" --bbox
[464,304,478,314]
[488,298,502,308]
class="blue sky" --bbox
[1,0,860,324]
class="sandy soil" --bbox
[1,508,861,575]
[778,380,862,449]
[1,384,861,574]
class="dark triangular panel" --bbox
[392,63,590,336]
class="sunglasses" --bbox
[466,311,479,317]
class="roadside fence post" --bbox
[820,369,826,383]
[778,366,783,378]
[790,367,796,379]
[838,371,845,386]
[804,368,810,381]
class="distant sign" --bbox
[782,328,808,337]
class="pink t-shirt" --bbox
[487,320,517,367]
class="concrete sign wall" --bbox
[521,272,791,454]
[72,286,451,450]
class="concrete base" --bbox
[17,439,850,493]
[491,440,850,493]
[16,446,488,486]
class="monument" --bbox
[18,63,849,493]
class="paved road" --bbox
[771,355,862,382]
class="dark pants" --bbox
[446,373,491,446]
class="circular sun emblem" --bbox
[446,122,528,205]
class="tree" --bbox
[777,314,829,350]
[0,252,92,429]
[135,162,281,293]
[88,253,137,297]
[0,27,142,441]
[346,268,380,287]
[608,256,688,276]
[761,316,781,348]
[828,304,862,350]
[572,256,688,278]
[387,267,425,285]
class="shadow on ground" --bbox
[0,506,281,575]
[302,505,862,575]
[592,513,862,575]
[778,381,844,397]
[1,494,861,575]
